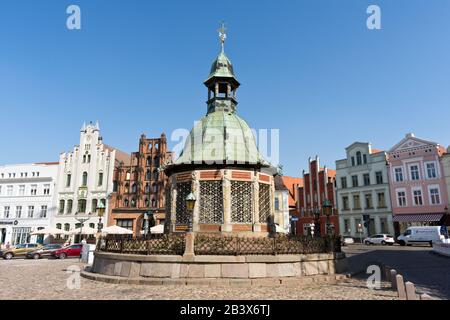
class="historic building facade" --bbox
[0,163,58,245]
[163,29,277,235]
[336,143,394,238]
[107,133,173,235]
[297,156,339,236]
[53,122,129,242]
[387,133,449,235]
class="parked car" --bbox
[0,243,43,260]
[363,234,395,245]
[51,244,83,259]
[341,236,355,246]
[397,226,448,247]
[26,244,63,259]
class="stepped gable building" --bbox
[108,133,173,235]
[53,122,129,242]
[297,156,339,236]
[387,133,449,235]
[163,26,277,235]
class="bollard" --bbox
[390,269,397,290]
[384,265,391,281]
[396,274,406,300]
[420,293,433,300]
[405,282,418,300]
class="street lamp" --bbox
[185,192,196,232]
[323,199,333,235]
[312,206,321,237]
[97,200,105,234]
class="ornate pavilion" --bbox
[163,25,278,235]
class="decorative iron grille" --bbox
[176,181,191,223]
[199,181,223,223]
[231,181,253,223]
[165,185,171,216]
[259,183,270,223]
[194,234,341,255]
[97,234,185,255]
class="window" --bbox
[98,172,103,187]
[380,218,388,233]
[344,219,350,234]
[394,168,404,182]
[356,152,362,165]
[363,154,367,164]
[375,171,383,184]
[131,198,136,207]
[43,184,50,195]
[410,165,420,181]
[126,171,131,180]
[353,195,360,209]
[30,184,37,195]
[342,196,349,210]
[82,172,88,186]
[146,157,151,166]
[426,163,437,179]
[275,197,280,210]
[124,198,129,207]
[352,175,358,187]
[4,206,10,218]
[56,223,62,230]
[77,199,87,213]
[117,219,133,231]
[16,206,22,218]
[430,188,441,205]
[67,199,73,214]
[66,174,71,187]
[146,170,151,180]
[19,185,25,195]
[365,194,373,208]
[153,170,159,180]
[7,185,13,196]
[40,205,47,218]
[153,156,160,167]
[145,183,150,193]
[152,183,158,193]
[340,177,347,189]
[124,183,130,193]
[377,192,386,207]
[131,183,137,193]
[87,155,91,163]
[413,189,423,206]
[28,206,34,218]
[64,223,70,231]
[351,157,355,166]
[59,200,65,214]
[83,155,86,163]
[85,144,90,151]
[92,199,98,213]
[397,191,407,207]
[363,174,370,186]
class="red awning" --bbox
[392,213,444,222]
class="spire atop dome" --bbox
[218,21,227,52]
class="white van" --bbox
[397,226,448,246]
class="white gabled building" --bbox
[53,122,129,243]
[335,142,394,239]
[0,163,58,245]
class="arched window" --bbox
[153,156,159,167]
[92,199,98,213]
[125,183,130,193]
[124,198,129,207]
[56,223,62,230]
[151,198,156,208]
[146,170,151,180]
[153,170,159,181]
[67,199,73,214]
[146,157,151,166]
[145,183,150,193]
[363,154,367,164]
[131,198,136,207]
[126,171,131,180]
[82,172,88,186]
[131,183,137,193]
[356,152,362,166]
[59,200,65,214]
[152,183,158,193]
[77,199,87,213]
[144,198,149,207]
[89,223,95,229]
[64,223,70,231]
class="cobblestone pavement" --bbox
[343,244,449,299]
[0,258,396,300]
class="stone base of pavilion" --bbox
[83,251,348,286]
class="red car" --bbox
[52,244,83,259]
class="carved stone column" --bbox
[252,173,261,232]
[221,170,232,233]
[192,171,200,232]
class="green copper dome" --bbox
[174,110,266,165]
[205,50,236,82]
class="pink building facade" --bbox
[387,133,449,236]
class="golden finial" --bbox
[217,21,227,51]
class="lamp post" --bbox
[322,199,333,235]
[97,201,105,234]
[143,211,153,237]
[185,192,196,233]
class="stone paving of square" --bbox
[0,258,397,300]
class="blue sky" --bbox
[0,0,449,176]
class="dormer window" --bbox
[356,151,362,165]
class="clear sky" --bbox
[1,0,449,176]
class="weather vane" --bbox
[217,21,227,50]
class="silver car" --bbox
[364,234,395,245]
